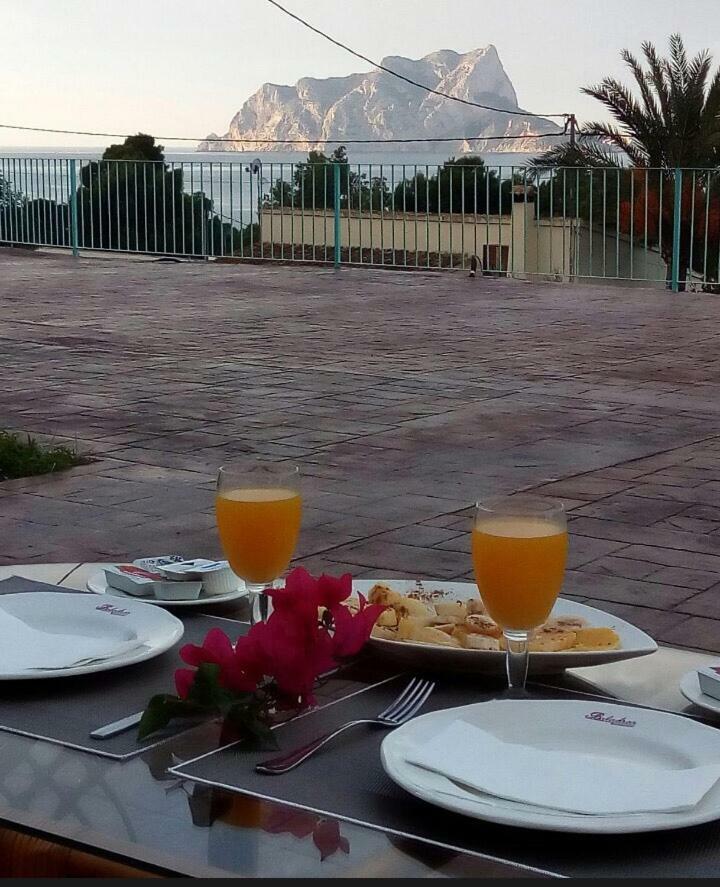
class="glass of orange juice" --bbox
[216,462,302,622]
[472,495,568,691]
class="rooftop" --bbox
[2,249,720,651]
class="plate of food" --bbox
[354,579,657,673]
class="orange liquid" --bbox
[215,487,302,584]
[471,516,568,631]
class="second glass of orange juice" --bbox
[216,462,302,621]
[472,495,568,690]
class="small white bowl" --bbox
[200,564,239,597]
[157,559,239,597]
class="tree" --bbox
[77,134,252,256]
[269,146,348,209]
[1,174,70,247]
[0,174,24,244]
[103,133,165,163]
[393,157,514,215]
[267,146,390,212]
[533,35,720,287]
[536,35,720,169]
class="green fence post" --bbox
[333,162,341,269]
[671,168,682,292]
[68,159,79,257]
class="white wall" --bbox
[260,204,671,283]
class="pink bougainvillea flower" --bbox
[267,567,320,623]
[174,667,195,700]
[180,627,259,694]
[316,572,353,610]
[252,607,336,707]
[173,569,384,713]
[330,593,386,659]
[180,627,235,670]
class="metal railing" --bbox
[1,157,719,290]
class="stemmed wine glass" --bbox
[471,495,568,691]
[215,462,302,622]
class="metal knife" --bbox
[90,711,144,740]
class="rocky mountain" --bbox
[198,46,562,153]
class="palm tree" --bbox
[536,34,720,169]
[535,35,720,289]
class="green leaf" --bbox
[224,704,278,751]
[185,662,234,710]
[138,694,195,739]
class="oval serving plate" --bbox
[354,578,657,674]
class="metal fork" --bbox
[255,678,435,775]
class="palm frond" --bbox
[582,122,648,166]
[621,49,662,125]
[642,41,673,127]
[582,79,640,127]
[530,139,623,170]
[668,33,689,89]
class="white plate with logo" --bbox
[381,699,720,833]
[355,579,657,674]
[0,592,184,680]
[86,570,248,608]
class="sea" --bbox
[0,146,538,226]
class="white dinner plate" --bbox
[680,671,720,717]
[381,699,720,833]
[0,592,184,680]
[354,578,657,674]
[86,570,248,608]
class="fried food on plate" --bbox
[366,582,620,653]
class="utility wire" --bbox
[265,0,569,121]
[0,123,565,144]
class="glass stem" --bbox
[503,630,530,691]
[248,584,271,624]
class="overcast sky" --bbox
[2,0,719,148]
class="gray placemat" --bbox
[0,576,87,595]
[169,676,720,879]
[0,577,250,759]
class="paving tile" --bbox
[612,545,720,573]
[534,476,633,500]
[323,540,467,579]
[578,555,660,581]
[643,566,720,591]
[366,525,464,548]
[568,517,720,555]
[572,493,688,526]
[658,616,720,653]
[565,536,628,569]
[562,570,698,610]
[674,587,720,620]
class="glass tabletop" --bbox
[0,563,717,878]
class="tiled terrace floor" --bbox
[2,249,720,651]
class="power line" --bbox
[265,0,569,121]
[0,123,566,144]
